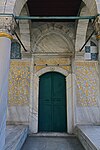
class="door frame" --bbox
[29,66,74,134]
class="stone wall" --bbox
[7,21,100,131]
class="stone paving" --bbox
[21,136,85,150]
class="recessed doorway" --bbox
[38,72,67,132]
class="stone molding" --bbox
[34,66,69,77]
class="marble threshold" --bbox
[4,125,28,150]
[29,132,76,137]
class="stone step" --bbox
[76,125,100,150]
[4,125,28,150]
[29,132,76,138]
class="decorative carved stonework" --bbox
[94,16,100,37]
[0,16,17,34]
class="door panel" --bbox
[39,73,51,100]
[39,73,52,131]
[38,72,67,132]
[53,105,67,132]
[52,73,66,99]
[39,104,52,131]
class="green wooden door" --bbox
[38,72,67,132]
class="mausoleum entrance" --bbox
[38,72,67,132]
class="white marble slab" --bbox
[76,125,100,150]
[4,125,28,150]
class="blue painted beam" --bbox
[0,13,99,20]
[15,16,96,20]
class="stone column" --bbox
[0,16,15,150]
[0,32,13,150]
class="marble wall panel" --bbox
[7,106,29,123]
[75,61,99,107]
[75,61,100,124]
[8,60,30,106]
[7,60,31,123]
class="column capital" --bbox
[94,16,100,39]
[0,32,13,40]
[0,15,17,36]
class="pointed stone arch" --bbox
[75,6,90,52]
[82,0,98,15]
[32,23,75,54]
[0,0,99,17]
[33,31,74,54]
[19,3,31,52]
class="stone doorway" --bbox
[38,72,67,132]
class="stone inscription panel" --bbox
[34,57,71,72]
